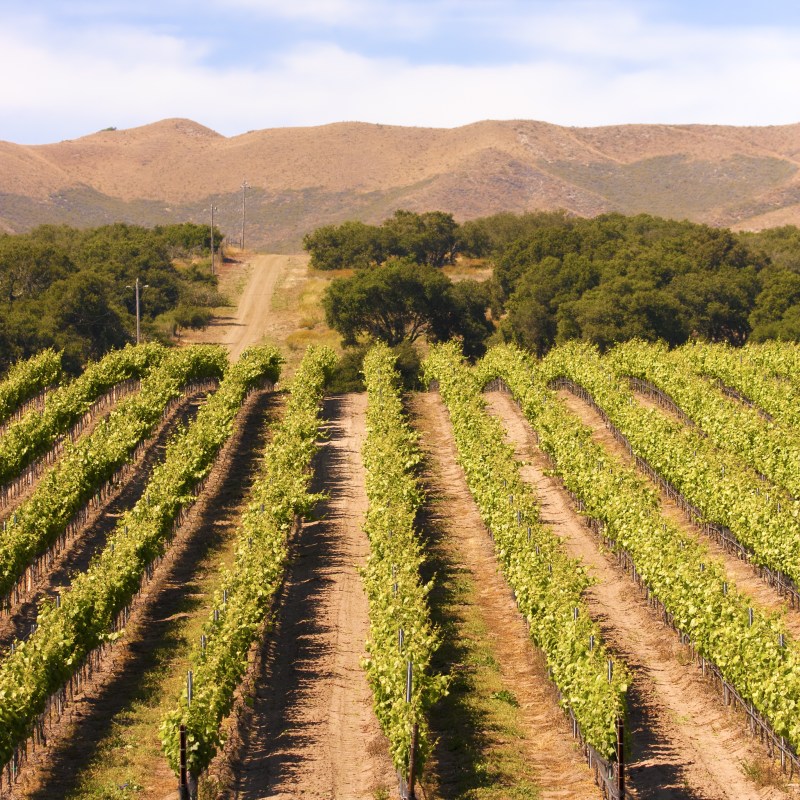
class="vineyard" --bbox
[1,334,800,800]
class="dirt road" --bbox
[188,254,291,360]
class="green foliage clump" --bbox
[361,343,446,775]
[492,213,765,353]
[0,222,224,372]
[303,209,458,270]
[0,349,62,426]
[323,258,492,356]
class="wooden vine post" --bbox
[616,716,625,799]
[179,724,188,800]
[408,722,419,799]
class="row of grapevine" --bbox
[0,345,228,604]
[0,343,165,487]
[425,342,626,763]
[675,342,800,431]
[482,344,800,753]
[607,340,800,498]
[160,345,335,778]
[361,343,446,784]
[0,346,282,767]
[0,350,62,429]
[542,342,800,591]
[741,341,800,392]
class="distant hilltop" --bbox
[2,117,800,250]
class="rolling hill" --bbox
[2,118,800,250]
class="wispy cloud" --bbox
[3,1,800,144]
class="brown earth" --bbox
[3,118,800,246]
[485,389,794,799]
[229,394,396,799]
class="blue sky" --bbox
[4,0,800,144]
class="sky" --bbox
[4,0,800,144]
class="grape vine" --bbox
[482,343,800,753]
[0,343,165,487]
[0,346,282,766]
[0,345,228,602]
[0,350,62,428]
[361,343,446,777]
[425,342,626,761]
[160,345,335,776]
[543,341,800,589]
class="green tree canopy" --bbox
[0,222,221,372]
[323,258,491,356]
[304,210,459,270]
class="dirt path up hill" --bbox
[184,254,290,360]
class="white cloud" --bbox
[3,2,800,144]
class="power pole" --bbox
[240,180,249,251]
[210,202,217,275]
[127,277,149,345]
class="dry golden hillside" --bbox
[2,117,800,248]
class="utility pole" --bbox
[127,277,149,345]
[134,277,142,345]
[210,202,217,275]
[240,180,249,251]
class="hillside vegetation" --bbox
[4,118,800,249]
[0,222,223,371]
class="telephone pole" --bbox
[127,277,149,344]
[240,180,249,251]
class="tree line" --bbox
[0,222,223,372]
[309,209,800,361]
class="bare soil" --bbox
[229,394,396,800]
[181,253,292,360]
[411,391,603,800]
[485,389,793,800]
[6,388,276,800]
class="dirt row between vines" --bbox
[483,389,791,799]
[226,394,396,800]
[6,387,277,800]
[578,387,800,638]
[0,387,211,650]
[410,391,602,800]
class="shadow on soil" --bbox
[410,427,500,799]
[230,396,351,797]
